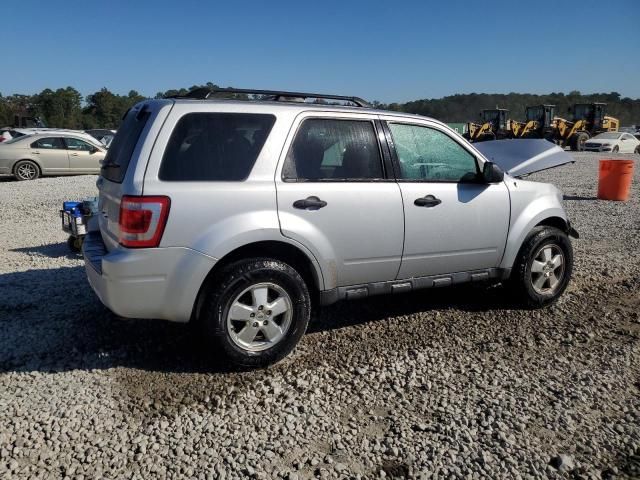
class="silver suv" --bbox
[83,88,577,367]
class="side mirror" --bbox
[482,161,504,183]
[90,147,100,154]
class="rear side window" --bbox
[31,137,65,149]
[101,107,150,183]
[159,113,275,181]
[283,119,384,181]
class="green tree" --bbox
[33,87,83,128]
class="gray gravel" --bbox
[1,153,639,479]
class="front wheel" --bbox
[199,258,311,368]
[508,226,573,308]
[612,145,619,153]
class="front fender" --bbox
[501,203,568,269]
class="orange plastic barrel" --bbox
[597,159,635,201]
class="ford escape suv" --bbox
[83,88,577,367]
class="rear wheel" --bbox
[67,236,83,253]
[198,258,311,367]
[508,226,573,308]
[14,160,40,181]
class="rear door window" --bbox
[159,113,276,181]
[282,119,384,181]
[101,107,150,183]
[31,137,65,149]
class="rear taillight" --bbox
[118,196,170,248]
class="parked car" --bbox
[0,129,22,142]
[86,129,117,148]
[0,132,106,180]
[83,89,578,367]
[584,132,640,153]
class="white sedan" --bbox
[584,132,640,153]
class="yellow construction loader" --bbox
[464,108,512,142]
[552,103,619,151]
[510,105,556,140]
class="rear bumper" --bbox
[83,231,217,322]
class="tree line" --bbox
[382,91,640,126]
[1,84,638,130]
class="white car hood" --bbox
[474,139,575,178]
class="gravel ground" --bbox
[1,153,639,479]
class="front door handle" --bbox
[70,153,79,156]
[414,195,442,207]
[293,196,327,210]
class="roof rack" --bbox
[167,87,371,108]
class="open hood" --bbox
[474,139,574,178]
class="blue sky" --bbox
[1,0,639,103]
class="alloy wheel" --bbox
[530,244,565,294]
[226,282,293,352]
[16,163,37,180]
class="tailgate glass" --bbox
[101,106,150,183]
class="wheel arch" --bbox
[535,216,568,231]
[501,207,569,270]
[191,240,324,323]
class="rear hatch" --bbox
[97,101,171,251]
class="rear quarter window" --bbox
[101,107,150,183]
[159,113,275,181]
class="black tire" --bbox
[508,226,573,308]
[635,145,640,154]
[14,160,40,181]
[576,132,589,152]
[199,258,311,368]
[67,236,83,253]
[570,132,589,152]
[612,145,619,153]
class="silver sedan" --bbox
[0,132,106,180]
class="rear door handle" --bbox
[293,196,327,210]
[414,195,442,207]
